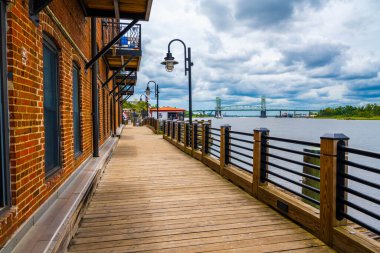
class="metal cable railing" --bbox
[197,123,203,151]
[160,120,380,239]
[228,130,254,173]
[262,135,321,206]
[208,128,220,159]
[179,122,184,143]
[336,144,380,235]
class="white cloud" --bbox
[130,0,380,110]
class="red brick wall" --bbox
[0,0,115,246]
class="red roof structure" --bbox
[149,106,185,112]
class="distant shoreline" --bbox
[192,116,380,120]
[315,116,380,120]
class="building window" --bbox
[43,36,61,178]
[0,0,10,209]
[73,63,82,157]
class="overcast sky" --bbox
[131,0,380,110]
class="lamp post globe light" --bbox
[145,81,159,120]
[161,39,193,124]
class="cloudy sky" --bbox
[131,0,380,110]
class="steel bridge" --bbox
[193,97,320,118]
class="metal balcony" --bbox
[102,21,142,71]
[115,71,137,86]
[122,85,134,96]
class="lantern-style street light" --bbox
[145,81,159,120]
[161,39,193,124]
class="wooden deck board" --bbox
[68,126,333,253]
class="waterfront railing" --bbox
[229,129,254,173]
[155,119,379,252]
[142,117,161,133]
[336,144,380,235]
[263,134,321,207]
[208,127,221,159]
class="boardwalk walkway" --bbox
[68,126,333,253]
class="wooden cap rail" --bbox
[142,118,380,253]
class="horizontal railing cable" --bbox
[265,169,320,194]
[210,137,220,143]
[338,172,380,189]
[338,197,380,221]
[267,153,320,171]
[338,159,380,174]
[209,143,221,149]
[209,149,220,158]
[230,130,252,137]
[230,137,253,144]
[266,178,320,205]
[265,161,320,182]
[267,136,320,148]
[339,145,380,159]
[231,156,253,167]
[230,149,253,160]
[265,144,320,159]
[230,161,252,173]
[230,143,253,152]
[338,186,380,206]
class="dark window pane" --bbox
[43,41,60,176]
[73,64,81,156]
[0,0,9,208]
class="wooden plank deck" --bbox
[68,126,333,253]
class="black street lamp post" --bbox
[145,81,159,120]
[161,39,193,124]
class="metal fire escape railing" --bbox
[102,21,141,51]
[108,71,136,95]
[86,19,139,70]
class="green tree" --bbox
[318,104,380,118]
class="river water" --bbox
[194,117,380,232]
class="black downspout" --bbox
[111,72,115,136]
[119,103,122,125]
[0,0,11,207]
[156,86,159,120]
[91,18,99,157]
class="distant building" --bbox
[150,107,185,120]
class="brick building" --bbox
[0,0,152,250]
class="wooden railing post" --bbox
[171,121,175,140]
[156,119,160,133]
[253,128,269,197]
[162,120,166,136]
[319,133,349,245]
[220,125,231,176]
[177,121,182,142]
[168,120,171,139]
[173,121,176,140]
[192,122,198,151]
[184,122,189,147]
[202,122,210,158]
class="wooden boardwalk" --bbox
[68,126,333,253]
